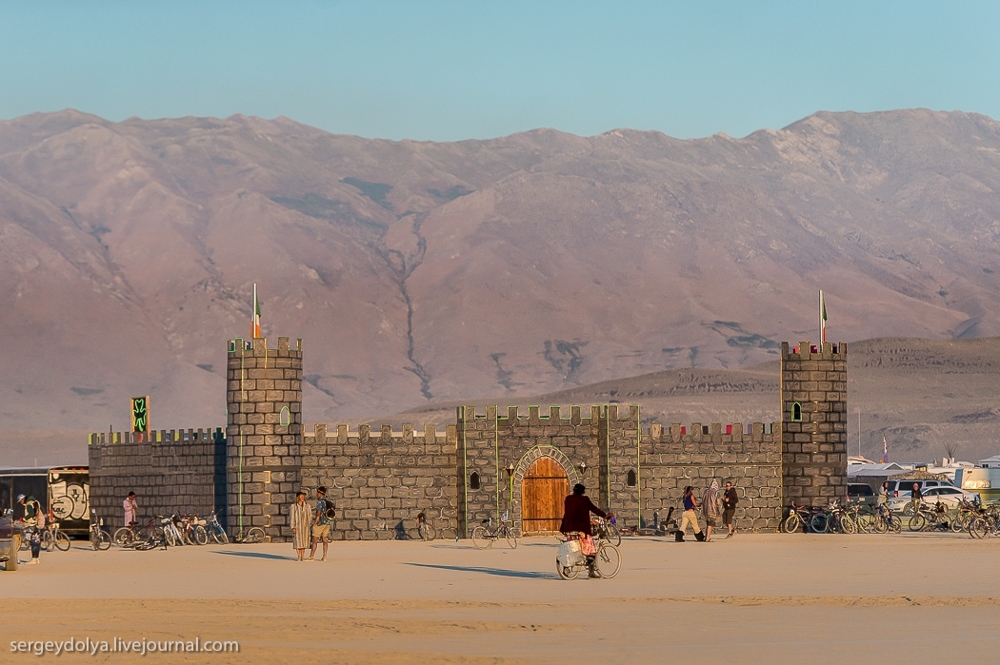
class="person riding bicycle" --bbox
[559,484,610,579]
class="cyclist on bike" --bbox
[559,484,610,579]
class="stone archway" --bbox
[509,445,580,536]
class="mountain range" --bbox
[2,107,1000,455]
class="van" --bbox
[884,478,951,498]
[846,483,875,505]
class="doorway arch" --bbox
[509,445,581,536]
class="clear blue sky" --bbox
[2,1,998,141]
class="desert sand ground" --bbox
[4,532,1000,664]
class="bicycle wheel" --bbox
[94,530,112,551]
[855,512,874,534]
[871,514,888,534]
[53,531,71,551]
[163,527,179,547]
[113,527,133,547]
[838,514,857,535]
[212,527,229,544]
[40,529,54,552]
[809,513,829,534]
[605,523,622,546]
[595,543,622,579]
[245,527,265,544]
[192,525,209,545]
[889,516,902,533]
[556,557,579,580]
[969,517,987,539]
[471,525,492,550]
[782,513,801,534]
[505,528,517,549]
[907,514,926,532]
[418,522,437,541]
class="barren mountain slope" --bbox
[2,109,1000,434]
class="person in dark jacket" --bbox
[559,484,610,578]
[722,481,739,538]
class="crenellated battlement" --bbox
[782,340,848,358]
[302,422,456,444]
[88,427,225,446]
[227,336,303,357]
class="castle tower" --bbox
[780,341,848,506]
[226,336,303,541]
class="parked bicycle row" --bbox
[780,497,1000,536]
[111,511,265,549]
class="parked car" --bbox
[0,510,22,571]
[887,485,980,513]
[884,479,952,499]
[846,483,876,505]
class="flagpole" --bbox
[252,283,257,340]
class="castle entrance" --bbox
[520,456,569,534]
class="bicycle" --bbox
[89,510,111,550]
[781,500,825,533]
[593,515,621,546]
[204,511,229,544]
[871,504,902,534]
[178,515,209,545]
[472,513,517,549]
[907,501,952,532]
[232,526,266,544]
[555,531,621,580]
[413,512,437,541]
[20,522,71,552]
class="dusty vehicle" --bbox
[0,510,23,570]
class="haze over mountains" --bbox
[2,108,1000,461]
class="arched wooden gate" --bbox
[520,457,569,534]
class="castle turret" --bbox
[780,341,848,507]
[226,336,303,541]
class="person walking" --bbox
[289,491,311,561]
[679,486,704,542]
[123,491,138,528]
[307,486,331,562]
[702,479,721,542]
[722,481,739,538]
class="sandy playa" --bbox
[4,533,1000,664]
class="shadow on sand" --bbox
[212,550,294,561]
[405,562,553,579]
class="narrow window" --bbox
[470,472,480,490]
[626,469,637,487]
[279,406,291,427]
[791,402,802,422]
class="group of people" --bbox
[678,479,740,542]
[289,486,332,561]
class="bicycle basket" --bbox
[557,539,585,567]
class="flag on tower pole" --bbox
[882,434,888,464]
[819,290,828,344]
[251,283,261,339]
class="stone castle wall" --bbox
[297,423,458,540]
[87,428,226,530]
[88,337,847,540]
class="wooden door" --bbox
[521,457,569,534]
